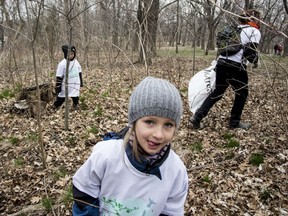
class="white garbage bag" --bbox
[188,60,217,114]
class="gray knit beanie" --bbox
[128,77,183,128]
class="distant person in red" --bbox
[277,44,283,55]
[274,44,279,55]
[274,43,283,55]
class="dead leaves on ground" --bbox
[0,57,287,215]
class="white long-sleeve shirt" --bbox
[73,139,188,216]
[56,59,82,97]
[219,24,261,64]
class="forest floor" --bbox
[0,55,287,216]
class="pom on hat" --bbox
[128,77,183,128]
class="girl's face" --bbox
[134,116,176,155]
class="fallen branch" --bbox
[8,203,63,216]
[8,204,45,216]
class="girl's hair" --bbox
[123,124,142,161]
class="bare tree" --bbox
[175,0,179,53]
[112,0,120,46]
[0,0,26,88]
[186,0,232,55]
[283,0,288,56]
[137,0,159,65]
[1,0,287,81]
[244,0,254,9]
[24,0,47,169]
[45,5,60,69]
[259,0,286,53]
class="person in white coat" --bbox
[53,45,83,110]
[72,77,188,216]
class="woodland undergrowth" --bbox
[0,55,287,215]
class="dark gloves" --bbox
[253,63,258,68]
[55,76,63,94]
[79,73,83,87]
[243,42,259,63]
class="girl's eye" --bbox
[144,120,154,125]
[165,122,175,128]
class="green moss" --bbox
[190,142,203,152]
[224,138,240,148]
[93,106,103,116]
[223,132,234,140]
[62,185,73,206]
[14,157,24,166]
[89,126,99,134]
[249,153,264,166]
[9,137,21,145]
[202,175,211,183]
[0,89,15,99]
[42,197,53,211]
[54,167,67,180]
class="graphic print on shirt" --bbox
[101,196,156,216]
[69,66,78,78]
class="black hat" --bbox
[62,45,76,59]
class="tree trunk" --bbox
[46,5,59,69]
[24,0,47,169]
[196,24,202,47]
[112,0,119,46]
[206,22,215,51]
[176,0,179,53]
[148,0,159,57]
[81,0,90,68]
[283,0,288,56]
[283,36,288,57]
[132,21,139,52]
[201,24,206,50]
[138,0,159,65]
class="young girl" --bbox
[54,45,83,110]
[72,77,188,215]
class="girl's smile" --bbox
[135,116,176,155]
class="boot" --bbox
[229,121,251,130]
[72,104,79,111]
[189,116,201,129]
[47,104,58,114]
